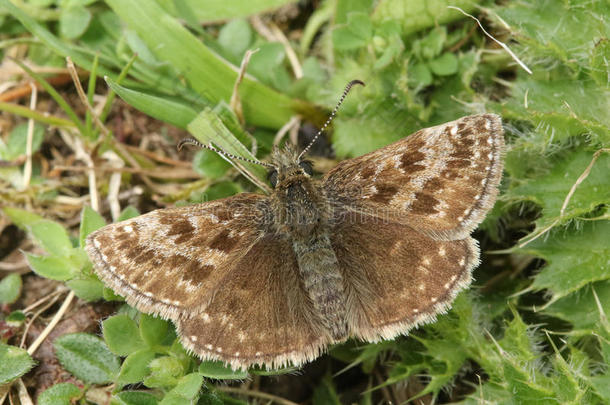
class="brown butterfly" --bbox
[86,80,504,370]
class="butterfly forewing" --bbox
[331,213,478,341]
[86,194,268,319]
[324,114,504,240]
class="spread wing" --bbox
[331,213,478,342]
[323,114,504,240]
[86,193,326,370]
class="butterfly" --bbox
[86,80,504,370]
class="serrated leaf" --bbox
[198,360,248,380]
[59,5,91,39]
[0,273,22,304]
[0,343,35,384]
[508,150,610,231]
[521,221,610,302]
[25,253,79,281]
[38,383,82,405]
[79,206,106,247]
[117,349,156,386]
[54,333,120,384]
[103,314,144,356]
[544,280,610,334]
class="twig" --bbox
[27,290,75,356]
[66,57,111,137]
[22,288,65,313]
[250,15,275,41]
[16,379,33,405]
[20,291,63,349]
[269,22,303,79]
[217,386,299,405]
[230,49,259,127]
[274,116,301,146]
[102,150,124,222]
[448,6,532,74]
[21,82,37,190]
[519,148,609,248]
[52,164,200,179]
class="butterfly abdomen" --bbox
[292,234,348,341]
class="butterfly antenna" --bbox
[298,79,365,160]
[177,138,275,168]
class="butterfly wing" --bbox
[176,233,330,370]
[85,194,269,320]
[331,213,478,341]
[86,193,326,369]
[323,114,504,240]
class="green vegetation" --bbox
[0,0,608,403]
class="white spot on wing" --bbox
[124,225,133,233]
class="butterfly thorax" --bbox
[268,146,348,341]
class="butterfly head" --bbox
[267,144,314,188]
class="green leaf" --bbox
[7,310,26,325]
[187,109,268,187]
[103,314,144,356]
[38,383,82,405]
[428,52,458,76]
[589,38,610,87]
[544,280,610,334]
[59,5,92,39]
[312,374,341,405]
[117,349,156,386]
[2,206,43,228]
[0,273,22,304]
[79,206,106,247]
[508,150,610,231]
[521,221,610,303]
[143,356,185,388]
[66,276,105,301]
[54,333,120,384]
[105,77,198,130]
[163,0,296,23]
[372,0,480,35]
[25,253,79,281]
[105,0,302,129]
[29,220,74,257]
[114,391,159,405]
[0,343,35,384]
[0,123,44,161]
[161,373,203,403]
[198,361,248,380]
[218,19,252,60]
[332,12,373,51]
[192,149,231,179]
[139,314,174,348]
[410,63,433,86]
[118,206,140,221]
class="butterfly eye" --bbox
[267,169,278,187]
[299,161,313,176]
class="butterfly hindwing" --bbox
[331,213,478,341]
[177,234,329,370]
[324,114,504,240]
